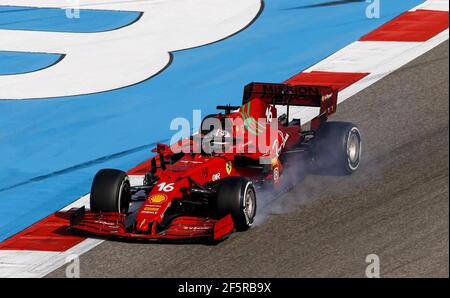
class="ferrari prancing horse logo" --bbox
[226,161,233,175]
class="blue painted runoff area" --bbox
[0,51,62,75]
[0,6,141,32]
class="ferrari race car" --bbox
[69,82,362,242]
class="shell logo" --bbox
[148,194,167,203]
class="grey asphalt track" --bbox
[48,41,449,278]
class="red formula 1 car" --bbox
[69,82,362,242]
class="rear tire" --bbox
[312,121,362,174]
[214,177,256,231]
[90,169,131,213]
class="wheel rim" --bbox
[347,128,361,169]
[118,178,130,213]
[244,187,256,223]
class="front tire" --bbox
[312,121,362,174]
[214,177,257,231]
[90,169,131,213]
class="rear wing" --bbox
[242,82,338,119]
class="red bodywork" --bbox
[69,82,338,241]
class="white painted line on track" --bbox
[413,0,449,11]
[0,0,262,99]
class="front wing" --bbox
[68,206,234,241]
